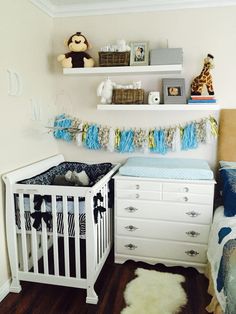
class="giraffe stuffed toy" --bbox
[191,54,215,95]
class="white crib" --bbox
[3,154,120,304]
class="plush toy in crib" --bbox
[53,170,90,186]
[97,77,116,104]
[65,170,89,186]
[57,32,95,68]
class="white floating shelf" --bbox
[63,64,182,75]
[97,104,220,111]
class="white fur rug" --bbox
[121,268,187,314]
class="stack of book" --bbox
[188,95,216,104]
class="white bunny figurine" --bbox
[133,81,142,89]
[97,77,115,104]
[116,39,131,52]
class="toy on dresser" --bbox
[57,32,95,68]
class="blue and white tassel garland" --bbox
[51,113,218,154]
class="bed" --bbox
[3,155,120,304]
[206,109,236,314]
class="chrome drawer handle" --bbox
[136,184,140,190]
[186,230,200,237]
[183,196,188,202]
[125,243,137,250]
[185,250,199,257]
[125,206,138,213]
[125,225,138,232]
[136,193,140,199]
[183,187,189,193]
[185,211,200,218]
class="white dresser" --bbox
[114,175,215,272]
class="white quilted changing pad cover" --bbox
[119,157,213,180]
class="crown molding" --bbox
[31,0,55,17]
[31,0,236,18]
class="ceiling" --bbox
[31,0,236,17]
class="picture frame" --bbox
[163,78,186,104]
[130,41,149,66]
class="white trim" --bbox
[63,64,182,76]
[97,104,220,111]
[31,0,236,17]
[30,0,55,17]
[0,279,10,303]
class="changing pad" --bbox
[119,157,213,180]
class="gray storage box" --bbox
[150,48,183,65]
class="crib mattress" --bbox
[119,157,213,180]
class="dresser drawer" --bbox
[116,199,213,224]
[116,237,207,264]
[116,190,161,201]
[163,192,212,205]
[116,218,210,244]
[116,180,161,192]
[163,182,214,195]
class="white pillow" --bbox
[219,160,236,169]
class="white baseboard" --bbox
[0,279,10,303]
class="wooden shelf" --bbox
[97,104,220,111]
[63,64,182,76]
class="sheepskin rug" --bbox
[121,268,187,314]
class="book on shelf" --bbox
[190,95,215,100]
[188,98,217,104]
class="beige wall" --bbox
[0,1,58,288]
[52,6,236,167]
[1,2,236,295]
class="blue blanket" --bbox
[207,206,236,313]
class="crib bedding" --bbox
[15,197,86,238]
[15,210,86,238]
[18,161,113,186]
[119,157,214,180]
[15,195,85,214]
[207,206,236,314]
[15,161,113,239]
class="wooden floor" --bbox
[0,250,211,314]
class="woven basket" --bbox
[112,89,145,104]
[98,51,130,67]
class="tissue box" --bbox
[150,48,183,65]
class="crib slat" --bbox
[107,202,110,245]
[62,196,70,277]
[101,188,105,254]
[99,208,103,259]
[100,188,104,257]
[19,194,28,272]
[52,195,59,276]
[41,200,49,275]
[29,195,38,274]
[97,217,101,263]
[104,183,108,249]
[74,196,81,278]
